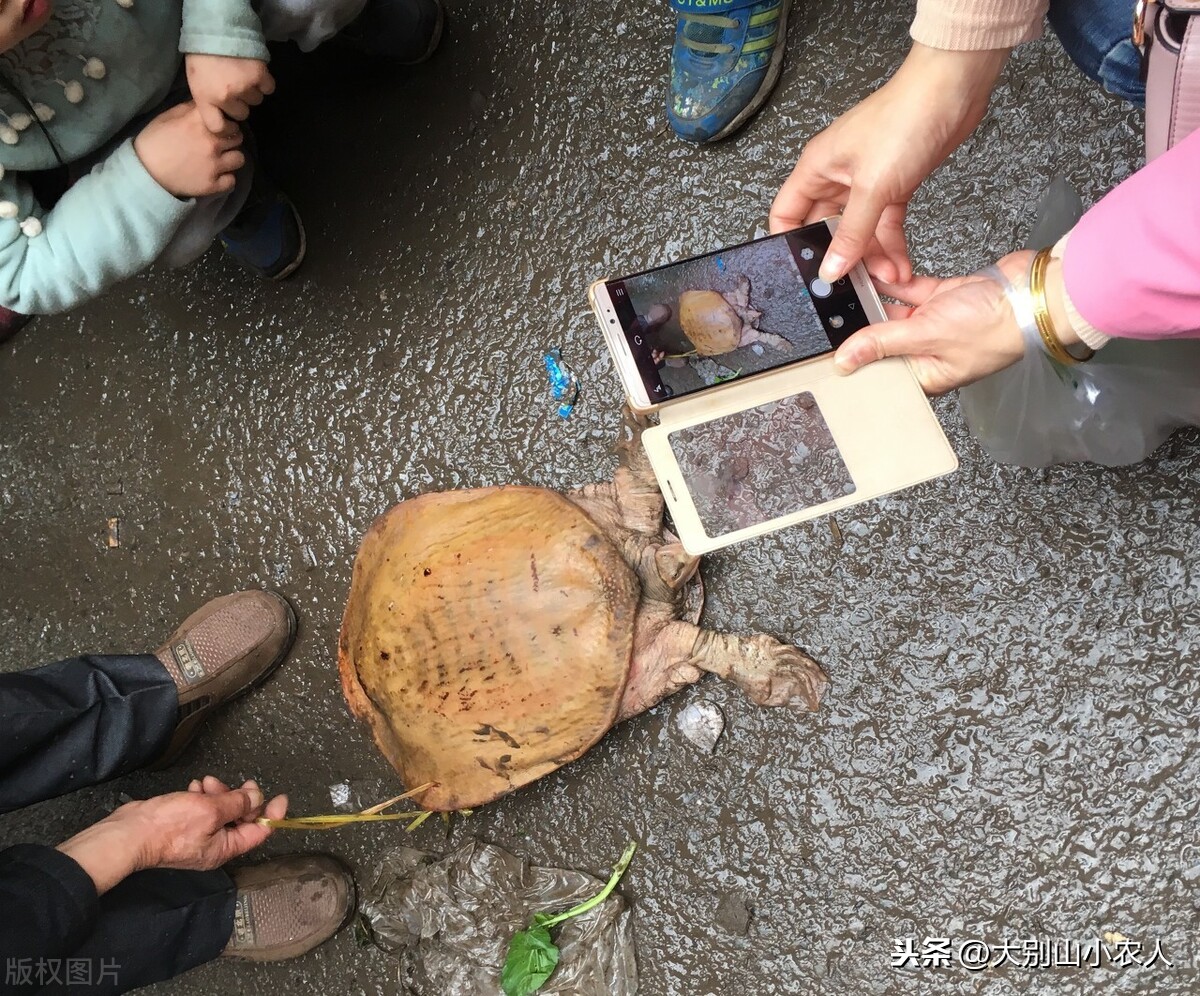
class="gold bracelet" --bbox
[1028,247,1094,365]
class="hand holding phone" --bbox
[590,220,883,411]
[587,220,958,554]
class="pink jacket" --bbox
[911,0,1200,344]
[1062,129,1200,342]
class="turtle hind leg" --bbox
[663,622,828,710]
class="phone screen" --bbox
[604,224,872,403]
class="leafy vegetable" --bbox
[500,842,637,996]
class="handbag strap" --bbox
[1139,0,1200,158]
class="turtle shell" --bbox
[678,289,741,356]
[338,486,641,811]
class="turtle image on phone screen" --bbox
[605,226,866,402]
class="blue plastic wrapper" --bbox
[544,349,581,418]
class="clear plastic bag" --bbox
[360,840,638,996]
[959,178,1200,467]
[959,332,1200,467]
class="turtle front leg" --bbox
[742,328,794,352]
[620,619,828,720]
[644,621,828,711]
[613,407,664,535]
[698,628,827,709]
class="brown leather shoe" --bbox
[222,855,355,961]
[152,590,297,768]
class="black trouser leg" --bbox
[29,868,236,996]
[0,655,178,814]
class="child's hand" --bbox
[135,101,246,197]
[185,53,275,133]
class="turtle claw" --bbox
[733,639,829,711]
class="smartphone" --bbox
[589,219,885,412]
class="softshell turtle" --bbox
[678,275,795,356]
[338,414,828,811]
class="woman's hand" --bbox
[57,777,287,895]
[833,250,1035,395]
[769,43,1011,284]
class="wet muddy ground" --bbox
[1,2,1197,994]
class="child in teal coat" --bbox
[0,0,441,331]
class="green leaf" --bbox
[499,843,637,996]
[501,925,560,996]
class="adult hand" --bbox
[186,54,276,132]
[769,43,1011,284]
[134,101,246,197]
[833,250,1036,395]
[57,777,287,895]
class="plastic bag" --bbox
[958,178,1200,467]
[360,840,638,996]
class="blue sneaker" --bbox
[667,0,792,143]
[220,173,306,281]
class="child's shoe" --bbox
[0,305,32,345]
[338,0,445,63]
[667,0,792,143]
[219,172,306,281]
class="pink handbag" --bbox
[1137,0,1200,158]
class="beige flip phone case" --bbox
[640,354,959,554]
[592,219,958,554]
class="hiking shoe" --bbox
[223,855,355,961]
[338,0,445,63]
[667,0,792,143]
[152,590,297,768]
[220,172,306,281]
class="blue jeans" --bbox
[1048,0,1145,105]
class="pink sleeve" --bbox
[1062,128,1200,340]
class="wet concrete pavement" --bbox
[2,1,1197,994]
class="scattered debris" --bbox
[329,781,359,813]
[105,517,120,549]
[692,357,740,386]
[353,912,376,948]
[544,349,580,418]
[829,518,843,549]
[714,893,752,936]
[676,700,725,753]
